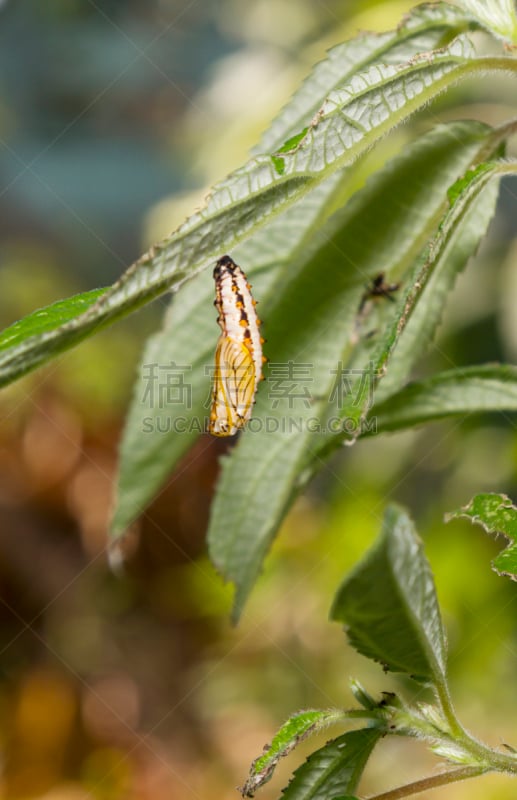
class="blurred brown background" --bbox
[0,1,516,798]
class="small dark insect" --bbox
[352,273,401,344]
[360,272,399,310]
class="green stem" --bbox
[434,676,517,774]
[365,766,484,800]
[434,677,465,740]
[476,56,517,74]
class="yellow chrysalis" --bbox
[209,255,263,436]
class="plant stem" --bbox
[434,677,517,773]
[365,766,484,800]
[434,677,465,740]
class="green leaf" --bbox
[330,505,447,684]
[257,2,474,152]
[445,493,517,581]
[349,680,379,712]
[114,116,505,540]
[1,31,514,387]
[111,175,347,536]
[370,159,517,386]
[369,168,501,405]
[280,728,381,800]
[301,134,513,471]
[368,365,517,433]
[7,3,473,385]
[446,162,495,205]
[110,273,215,536]
[241,709,346,798]
[323,155,517,445]
[207,120,510,620]
[267,35,478,176]
[455,0,517,43]
[370,119,517,404]
[0,287,106,372]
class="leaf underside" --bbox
[208,125,514,620]
[0,11,512,388]
[1,2,517,622]
[331,504,447,684]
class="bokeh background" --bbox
[0,1,516,798]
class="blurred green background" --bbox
[0,1,516,798]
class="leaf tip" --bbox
[107,525,139,575]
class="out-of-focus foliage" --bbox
[245,506,517,798]
[0,2,516,800]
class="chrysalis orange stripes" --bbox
[209,255,264,436]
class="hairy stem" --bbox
[434,678,465,740]
[365,766,484,800]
